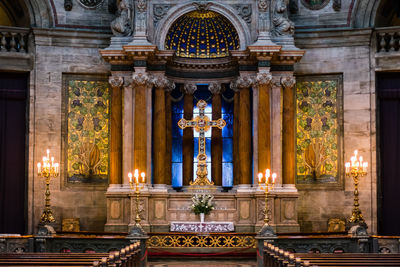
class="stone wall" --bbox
[27,29,111,233]
[294,28,377,233]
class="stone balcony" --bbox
[375,26,400,71]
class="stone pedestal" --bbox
[104,186,300,233]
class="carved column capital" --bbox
[230,76,254,92]
[208,83,222,95]
[280,76,296,90]
[255,72,273,88]
[258,0,268,12]
[183,83,197,95]
[132,72,152,88]
[109,76,124,88]
[152,75,175,91]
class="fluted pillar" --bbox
[231,77,253,186]
[132,71,152,176]
[109,75,124,185]
[232,86,240,186]
[153,75,175,185]
[209,83,223,186]
[281,76,296,185]
[256,72,273,174]
[165,84,173,186]
[182,83,196,186]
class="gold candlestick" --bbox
[128,169,146,232]
[37,149,59,223]
[345,150,368,224]
[258,169,276,227]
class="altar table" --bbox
[170,221,235,233]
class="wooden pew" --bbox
[0,242,141,267]
[264,243,400,267]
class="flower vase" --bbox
[200,213,205,223]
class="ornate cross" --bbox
[178,100,226,186]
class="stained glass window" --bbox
[296,78,342,186]
[171,86,184,188]
[66,79,109,184]
[222,87,234,187]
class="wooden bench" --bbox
[0,242,141,267]
[264,243,400,267]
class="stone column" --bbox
[152,75,175,186]
[109,75,124,185]
[281,76,296,186]
[165,85,173,186]
[256,72,273,175]
[132,71,152,177]
[182,83,196,186]
[209,83,223,186]
[231,77,253,186]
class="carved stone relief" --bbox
[111,0,133,36]
[78,0,105,9]
[300,0,330,10]
[153,4,171,26]
[272,0,294,37]
[233,4,252,25]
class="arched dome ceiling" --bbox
[165,10,240,58]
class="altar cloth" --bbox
[170,221,235,233]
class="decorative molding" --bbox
[280,76,295,90]
[153,4,171,26]
[64,0,73,11]
[333,0,341,11]
[233,4,252,25]
[108,76,124,88]
[193,1,212,11]
[132,72,151,87]
[255,72,273,88]
[208,83,222,95]
[78,0,105,9]
[183,83,197,95]
[137,0,147,12]
[258,0,268,12]
[152,76,175,91]
[230,76,254,91]
[300,0,330,10]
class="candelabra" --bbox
[128,169,146,234]
[258,169,277,227]
[37,149,59,223]
[345,150,368,224]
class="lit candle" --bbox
[362,162,368,172]
[265,169,270,179]
[258,173,263,183]
[128,172,132,183]
[345,162,350,173]
[54,163,59,174]
[141,172,146,183]
[354,150,358,157]
[51,157,54,166]
[134,169,139,184]
[43,156,47,163]
[37,162,41,174]
[47,149,50,160]
[272,173,277,184]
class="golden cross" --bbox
[178,100,226,186]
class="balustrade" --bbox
[0,26,30,53]
[376,27,400,52]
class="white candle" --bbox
[345,162,350,173]
[362,162,368,172]
[272,173,277,184]
[37,162,41,174]
[265,169,270,179]
[128,172,132,183]
[258,173,263,183]
[141,172,146,183]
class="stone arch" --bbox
[352,0,382,28]
[154,2,251,51]
[25,0,53,28]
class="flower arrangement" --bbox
[191,194,215,215]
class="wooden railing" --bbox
[376,27,400,52]
[93,241,141,267]
[264,243,309,267]
[0,26,30,53]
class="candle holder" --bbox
[37,149,59,224]
[128,169,146,235]
[257,169,277,236]
[345,150,368,225]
